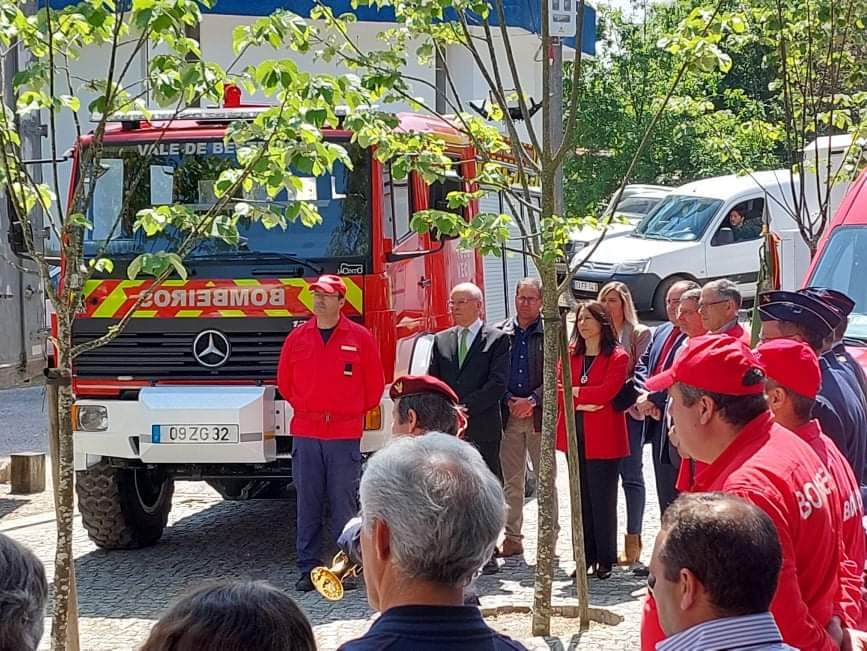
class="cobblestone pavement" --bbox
[0,384,47,457]
[1,449,660,650]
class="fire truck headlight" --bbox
[75,405,108,432]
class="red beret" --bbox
[646,335,765,396]
[389,374,459,405]
[755,339,821,399]
[309,274,347,296]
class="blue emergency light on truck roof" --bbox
[48,0,596,55]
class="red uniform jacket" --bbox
[555,347,629,460]
[277,315,385,439]
[795,419,866,628]
[721,320,751,343]
[641,413,842,651]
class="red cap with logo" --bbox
[309,274,347,296]
[645,335,765,395]
[755,339,821,399]
[389,374,460,405]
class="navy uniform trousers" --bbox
[293,436,362,573]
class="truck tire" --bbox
[652,275,687,320]
[76,462,174,549]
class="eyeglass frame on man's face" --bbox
[697,298,730,312]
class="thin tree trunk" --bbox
[47,383,80,650]
[531,261,592,634]
[558,311,590,628]
[50,316,79,651]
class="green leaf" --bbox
[89,258,114,273]
[67,212,93,230]
[127,256,144,280]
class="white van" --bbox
[567,169,849,316]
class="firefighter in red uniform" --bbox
[640,335,844,651]
[277,274,385,592]
[758,338,866,630]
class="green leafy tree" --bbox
[564,3,787,218]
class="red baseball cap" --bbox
[645,335,765,395]
[755,339,821,399]
[309,274,347,296]
[389,374,460,405]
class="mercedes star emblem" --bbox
[192,330,231,368]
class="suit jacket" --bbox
[634,321,685,464]
[428,325,511,443]
[496,316,544,432]
[555,347,630,459]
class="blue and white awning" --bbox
[49,0,596,55]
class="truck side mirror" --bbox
[712,227,735,246]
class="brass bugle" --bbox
[311,551,361,601]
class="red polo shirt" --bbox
[641,412,841,651]
[795,419,865,628]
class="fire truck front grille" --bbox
[72,318,300,380]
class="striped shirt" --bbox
[656,613,796,651]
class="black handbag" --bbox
[611,377,639,412]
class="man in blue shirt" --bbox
[649,492,795,651]
[338,433,527,651]
[496,278,556,558]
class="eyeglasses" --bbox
[698,299,729,311]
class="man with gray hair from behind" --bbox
[0,533,48,651]
[338,433,527,650]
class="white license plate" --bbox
[152,424,239,444]
[573,280,599,293]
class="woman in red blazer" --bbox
[556,300,630,578]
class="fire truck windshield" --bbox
[80,139,371,264]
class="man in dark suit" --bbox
[634,280,697,520]
[428,282,510,481]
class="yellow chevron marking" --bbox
[83,280,100,301]
[265,309,292,317]
[205,280,216,287]
[162,280,186,287]
[280,278,315,312]
[219,309,246,317]
[234,278,260,286]
[92,280,146,318]
[132,310,158,318]
[176,310,203,318]
[343,277,364,314]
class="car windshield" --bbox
[80,139,370,261]
[634,195,723,241]
[808,226,867,342]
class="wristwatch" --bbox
[527,395,537,407]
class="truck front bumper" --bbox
[73,385,393,471]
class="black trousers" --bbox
[469,438,503,483]
[648,419,679,516]
[576,413,622,569]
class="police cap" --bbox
[757,290,840,339]
[801,286,855,318]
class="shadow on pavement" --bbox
[72,494,375,628]
[0,496,26,519]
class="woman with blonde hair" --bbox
[598,282,651,568]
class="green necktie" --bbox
[458,328,469,366]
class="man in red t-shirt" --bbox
[757,338,866,630]
[640,336,843,651]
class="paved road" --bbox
[0,384,48,457]
[1,451,661,650]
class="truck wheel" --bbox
[652,276,687,320]
[76,462,174,549]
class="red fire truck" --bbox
[66,103,501,549]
